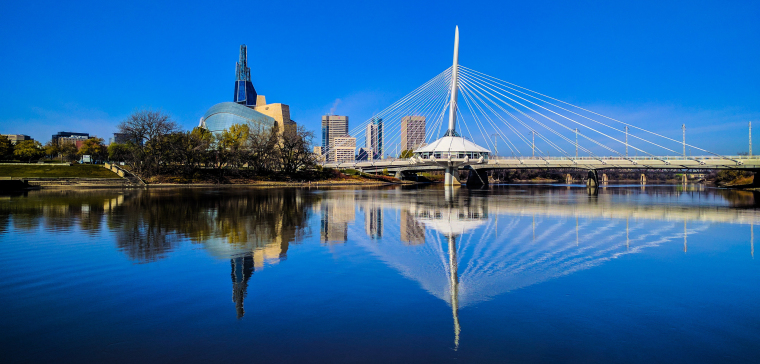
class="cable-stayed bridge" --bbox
[321,27,760,185]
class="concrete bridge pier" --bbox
[566,174,573,184]
[395,170,418,182]
[602,173,609,185]
[586,170,599,188]
[444,167,461,186]
[466,169,489,188]
[681,174,687,184]
[640,174,647,185]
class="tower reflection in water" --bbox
[341,186,759,350]
[8,187,755,334]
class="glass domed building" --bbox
[199,102,276,134]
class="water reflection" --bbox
[1,185,758,328]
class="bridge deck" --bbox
[324,156,760,172]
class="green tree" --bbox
[78,138,107,162]
[13,140,44,163]
[219,123,250,169]
[59,143,79,162]
[0,135,13,160]
[400,149,414,158]
[43,141,60,160]
[108,143,131,162]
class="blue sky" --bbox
[1,0,758,154]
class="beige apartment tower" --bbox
[332,136,356,163]
[401,116,426,152]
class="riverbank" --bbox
[0,165,121,179]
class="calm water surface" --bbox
[1,185,759,363]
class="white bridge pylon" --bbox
[322,27,756,176]
[426,25,492,186]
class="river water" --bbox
[1,185,758,363]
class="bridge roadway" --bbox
[324,155,760,173]
[347,187,760,225]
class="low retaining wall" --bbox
[104,163,126,177]
[24,177,128,187]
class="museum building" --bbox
[199,45,295,134]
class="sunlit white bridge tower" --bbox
[412,26,491,185]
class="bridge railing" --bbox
[488,155,751,161]
[325,155,753,165]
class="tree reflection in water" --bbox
[1,185,758,327]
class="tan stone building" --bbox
[401,116,426,152]
[253,95,296,132]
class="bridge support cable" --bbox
[461,76,613,164]
[380,77,453,156]
[459,78,540,157]
[459,68,671,163]
[458,84,509,156]
[459,71,628,162]
[369,70,454,158]
[345,68,449,143]
[459,81,539,159]
[461,80,573,161]
[455,106,477,145]
[459,66,733,163]
[360,70,451,156]
[324,67,452,160]
[327,68,450,157]
[459,82,529,158]
[461,68,648,160]
[458,82,520,158]
[460,76,591,162]
[461,74,587,158]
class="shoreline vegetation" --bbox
[1,109,756,190]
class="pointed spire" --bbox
[445,26,460,137]
[236,45,251,82]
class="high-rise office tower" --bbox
[234,45,258,107]
[401,116,426,152]
[365,117,383,159]
[321,115,349,161]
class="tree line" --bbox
[108,109,316,179]
[0,135,106,163]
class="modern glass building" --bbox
[234,45,257,107]
[200,102,276,134]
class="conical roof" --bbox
[414,136,490,154]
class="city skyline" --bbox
[1,1,759,154]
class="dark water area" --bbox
[1,185,759,363]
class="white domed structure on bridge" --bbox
[412,136,490,160]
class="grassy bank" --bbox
[0,165,121,179]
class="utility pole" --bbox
[750,121,753,157]
[575,128,578,158]
[532,131,535,158]
[625,126,628,157]
[682,124,686,158]
[491,133,498,157]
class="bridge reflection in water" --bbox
[330,186,759,350]
[3,186,757,343]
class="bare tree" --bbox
[118,109,179,145]
[280,125,315,175]
[117,109,179,175]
